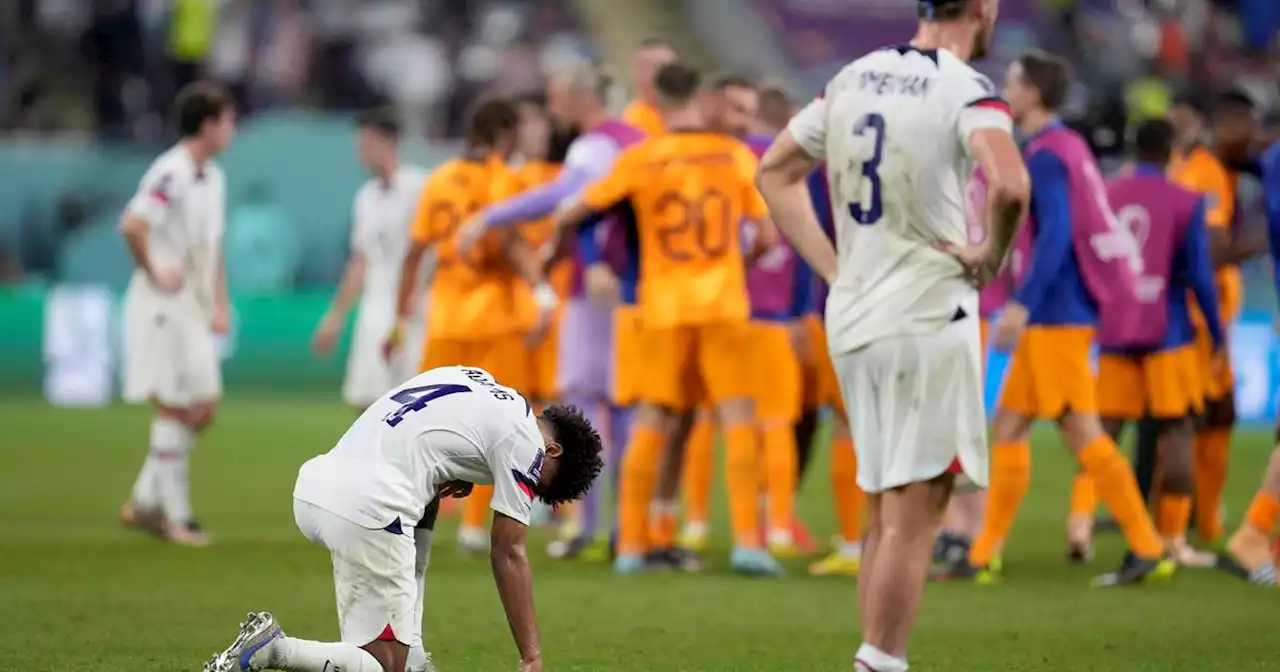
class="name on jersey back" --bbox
[858,71,934,98]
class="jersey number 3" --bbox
[383,384,472,428]
[848,113,886,226]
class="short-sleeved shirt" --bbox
[410,155,521,339]
[1170,145,1242,322]
[787,44,1013,354]
[580,130,767,328]
[352,165,430,312]
[622,99,666,137]
[124,143,226,318]
[293,366,545,528]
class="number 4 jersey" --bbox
[788,45,1013,355]
[293,366,546,530]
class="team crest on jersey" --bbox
[511,448,546,501]
[149,174,173,204]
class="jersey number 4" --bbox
[848,113,886,226]
[383,384,472,428]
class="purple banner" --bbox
[756,0,1043,90]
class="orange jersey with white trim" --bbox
[622,100,665,137]
[410,155,520,339]
[580,130,767,328]
[1170,145,1242,322]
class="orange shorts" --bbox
[798,314,845,414]
[635,320,753,411]
[752,321,802,424]
[526,318,559,401]
[1194,321,1234,401]
[611,305,641,406]
[1096,345,1203,420]
[422,334,528,392]
[998,326,1097,419]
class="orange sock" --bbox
[1245,491,1280,536]
[681,417,716,526]
[1077,435,1164,559]
[1194,428,1231,542]
[724,423,762,549]
[1068,472,1097,519]
[829,435,864,543]
[618,425,665,556]
[969,441,1032,567]
[763,424,797,536]
[1156,494,1192,539]
[461,484,494,529]
[648,503,678,548]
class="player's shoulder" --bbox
[143,144,199,185]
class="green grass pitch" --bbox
[2,396,1278,671]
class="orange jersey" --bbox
[580,131,767,329]
[411,155,521,339]
[494,160,574,331]
[622,100,665,137]
[1170,145,1242,322]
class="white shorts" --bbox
[293,499,418,646]
[343,307,426,407]
[832,316,988,493]
[122,292,221,408]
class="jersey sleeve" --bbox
[125,166,183,229]
[410,177,451,245]
[488,430,542,526]
[953,72,1013,150]
[580,146,640,212]
[1193,160,1234,229]
[733,144,769,221]
[786,96,827,159]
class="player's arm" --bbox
[315,202,368,355]
[1009,152,1072,316]
[961,97,1030,277]
[491,512,542,667]
[386,184,438,356]
[1182,199,1225,349]
[482,136,616,229]
[552,147,639,233]
[756,96,836,284]
[213,244,230,333]
[502,230,558,317]
[120,171,183,291]
[1196,161,1263,266]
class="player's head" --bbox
[355,108,400,174]
[533,404,605,507]
[654,61,703,123]
[918,0,1000,61]
[175,81,236,154]
[546,59,610,129]
[703,73,757,138]
[755,84,796,135]
[514,93,551,161]
[466,97,520,158]
[1211,88,1258,157]
[1166,92,1209,146]
[1132,118,1175,168]
[1004,50,1070,124]
[632,38,677,102]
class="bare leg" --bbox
[1227,445,1280,580]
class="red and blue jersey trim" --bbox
[511,468,537,500]
[966,96,1012,116]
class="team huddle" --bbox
[112,0,1280,671]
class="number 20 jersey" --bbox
[293,366,545,530]
[788,45,1013,355]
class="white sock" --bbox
[258,636,382,672]
[130,451,162,510]
[855,643,907,672]
[153,417,194,524]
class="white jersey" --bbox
[123,144,226,319]
[788,45,1013,354]
[351,165,431,313]
[295,366,546,529]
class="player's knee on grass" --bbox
[186,401,219,432]
[1204,393,1236,429]
[362,639,408,672]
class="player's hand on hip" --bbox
[149,267,185,293]
[311,312,342,357]
[935,242,998,287]
[994,303,1029,352]
[584,263,620,309]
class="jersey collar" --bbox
[888,44,940,66]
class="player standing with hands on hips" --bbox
[756,1,1028,669]
[118,82,236,548]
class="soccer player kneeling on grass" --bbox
[204,366,603,672]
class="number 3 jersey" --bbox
[293,366,546,530]
[787,45,1012,355]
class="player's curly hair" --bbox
[537,404,605,507]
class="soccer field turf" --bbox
[2,397,1277,671]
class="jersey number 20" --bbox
[383,384,472,427]
[848,113,886,225]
